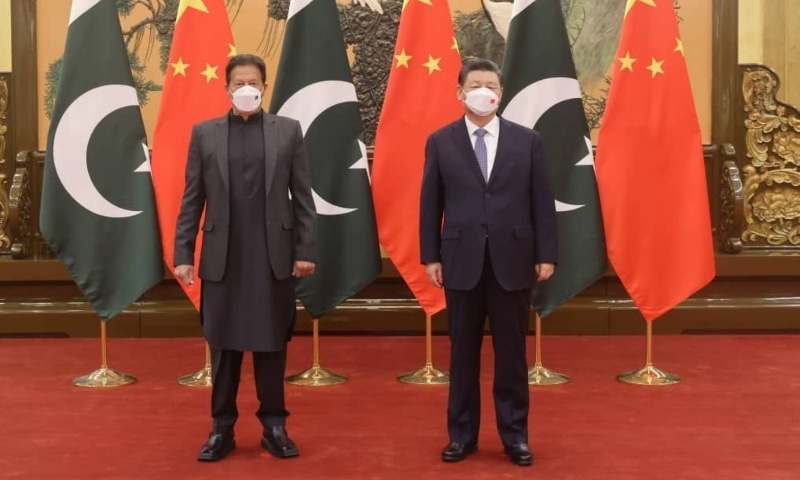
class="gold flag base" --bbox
[178,366,213,387]
[528,364,570,386]
[398,363,449,385]
[528,313,569,386]
[618,321,681,386]
[73,367,136,388]
[285,319,347,387]
[73,322,135,388]
[398,314,449,385]
[286,365,347,386]
[617,364,681,386]
[178,342,213,388]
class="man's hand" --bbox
[426,262,443,288]
[535,263,555,282]
[293,261,315,278]
[174,264,194,285]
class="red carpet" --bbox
[1,335,800,479]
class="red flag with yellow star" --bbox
[151,0,235,309]
[372,0,462,316]
[595,0,715,321]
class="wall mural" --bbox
[39,0,708,148]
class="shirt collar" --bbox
[229,108,264,124]
[464,115,500,138]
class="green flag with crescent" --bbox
[40,0,163,320]
[500,0,607,317]
[268,0,381,318]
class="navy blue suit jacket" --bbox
[419,116,558,291]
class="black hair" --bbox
[225,54,267,85]
[458,58,504,87]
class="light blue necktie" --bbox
[474,128,488,181]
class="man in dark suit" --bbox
[420,58,558,467]
[174,54,316,462]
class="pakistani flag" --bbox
[500,0,607,317]
[269,0,381,318]
[40,0,163,320]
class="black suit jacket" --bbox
[419,116,557,291]
[174,111,316,281]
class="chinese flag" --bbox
[372,0,463,316]
[151,0,235,309]
[595,0,715,321]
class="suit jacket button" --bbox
[484,193,490,198]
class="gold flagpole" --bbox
[398,314,449,385]
[178,342,213,387]
[73,321,136,388]
[617,320,680,385]
[286,319,347,386]
[527,312,569,385]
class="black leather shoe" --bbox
[504,443,533,466]
[441,441,478,462]
[197,432,236,462]
[261,426,299,458]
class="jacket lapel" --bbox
[487,117,512,188]
[450,118,487,186]
[214,117,230,192]
[263,113,279,198]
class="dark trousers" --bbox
[444,253,531,447]
[210,347,289,433]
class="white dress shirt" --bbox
[464,115,500,179]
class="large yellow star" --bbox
[674,37,684,56]
[200,63,219,83]
[645,57,665,78]
[625,0,656,16]
[394,49,412,69]
[618,51,636,72]
[228,44,237,58]
[171,57,190,77]
[177,0,208,21]
[422,55,441,75]
[402,0,433,10]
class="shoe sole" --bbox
[197,440,236,462]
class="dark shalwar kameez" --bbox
[202,111,294,430]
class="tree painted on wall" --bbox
[43,0,686,135]
[48,0,261,119]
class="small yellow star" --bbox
[646,57,665,78]
[451,37,460,54]
[674,37,684,56]
[228,44,237,58]
[402,0,432,10]
[171,57,190,77]
[177,0,208,22]
[625,0,656,16]
[200,63,219,83]
[394,49,412,69]
[618,51,636,72]
[422,55,441,75]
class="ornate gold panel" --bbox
[0,75,11,251]
[740,64,800,247]
[8,153,31,259]
[719,144,744,253]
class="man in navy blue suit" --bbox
[420,58,558,467]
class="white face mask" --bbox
[231,85,263,113]
[463,87,500,116]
